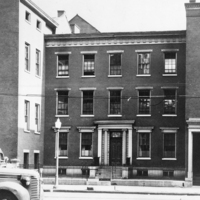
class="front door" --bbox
[110,131,122,166]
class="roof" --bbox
[21,0,58,29]
[69,14,100,33]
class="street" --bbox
[44,192,200,200]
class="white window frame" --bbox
[36,20,41,30]
[35,104,40,134]
[77,127,95,159]
[36,49,40,77]
[25,43,30,72]
[24,100,30,132]
[25,11,31,23]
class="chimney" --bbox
[57,11,65,17]
[190,0,196,2]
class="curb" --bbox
[43,189,200,196]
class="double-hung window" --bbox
[137,89,151,115]
[57,54,69,77]
[59,132,68,157]
[57,91,69,116]
[25,43,30,71]
[137,52,151,75]
[82,90,94,115]
[109,89,122,115]
[24,100,30,131]
[81,132,93,157]
[162,50,178,75]
[36,49,40,76]
[109,53,122,75]
[35,104,40,133]
[163,88,177,115]
[83,54,95,76]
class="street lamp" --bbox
[54,118,62,188]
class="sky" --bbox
[32,0,191,32]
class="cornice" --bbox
[46,37,186,47]
[185,3,200,9]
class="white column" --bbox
[187,129,193,179]
[98,128,102,164]
[128,128,133,165]
[122,129,127,165]
[104,129,108,165]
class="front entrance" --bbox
[109,131,122,166]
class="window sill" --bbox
[81,75,95,78]
[108,115,122,117]
[136,157,151,160]
[162,114,177,117]
[81,115,94,117]
[136,74,151,77]
[108,75,122,78]
[79,157,93,159]
[36,28,41,32]
[55,115,69,118]
[56,76,69,79]
[162,74,177,77]
[54,157,68,159]
[25,20,31,25]
[34,131,40,135]
[137,114,151,117]
[24,129,30,133]
[162,158,177,160]
[24,69,30,74]
[35,74,41,79]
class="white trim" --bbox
[80,51,97,54]
[161,86,179,89]
[135,87,153,90]
[56,76,70,79]
[79,157,93,159]
[34,150,40,153]
[135,49,153,52]
[23,149,30,153]
[136,75,151,77]
[162,74,177,77]
[136,157,151,160]
[107,87,124,90]
[108,115,122,117]
[79,88,96,90]
[58,157,68,159]
[108,75,122,78]
[55,52,71,55]
[54,88,71,91]
[162,114,177,117]
[107,50,124,53]
[161,49,179,52]
[77,127,95,132]
[162,158,177,160]
[81,115,95,117]
[137,114,151,117]
[81,76,96,78]
[55,115,69,118]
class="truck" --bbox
[0,149,43,200]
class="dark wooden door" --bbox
[110,135,122,166]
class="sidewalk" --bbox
[43,184,200,196]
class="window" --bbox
[36,49,40,76]
[81,133,92,157]
[25,43,30,71]
[109,53,122,75]
[163,133,176,158]
[35,104,40,133]
[34,153,39,169]
[59,132,68,157]
[82,90,94,115]
[138,90,151,115]
[57,91,68,115]
[36,20,41,30]
[138,132,150,158]
[137,53,150,75]
[24,101,30,131]
[25,11,31,22]
[83,54,95,76]
[164,52,177,74]
[163,89,176,115]
[23,152,29,169]
[57,55,69,77]
[109,90,121,115]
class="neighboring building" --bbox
[0,0,57,168]
[44,30,186,181]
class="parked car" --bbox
[0,167,43,200]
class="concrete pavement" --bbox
[43,184,200,196]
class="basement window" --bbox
[137,170,148,177]
[163,170,174,177]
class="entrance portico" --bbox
[94,120,134,166]
[186,118,200,184]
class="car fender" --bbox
[0,181,30,200]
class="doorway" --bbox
[193,133,200,185]
[109,131,122,166]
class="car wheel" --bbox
[0,191,18,200]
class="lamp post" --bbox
[54,118,61,188]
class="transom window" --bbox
[110,53,122,75]
[36,49,40,76]
[164,52,177,74]
[163,89,176,115]
[57,55,69,77]
[57,91,68,115]
[138,90,151,115]
[138,132,150,158]
[25,43,30,71]
[81,133,92,157]
[59,132,68,157]
[163,133,175,158]
[83,54,95,76]
[137,53,150,75]
[82,90,94,115]
[109,90,121,115]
